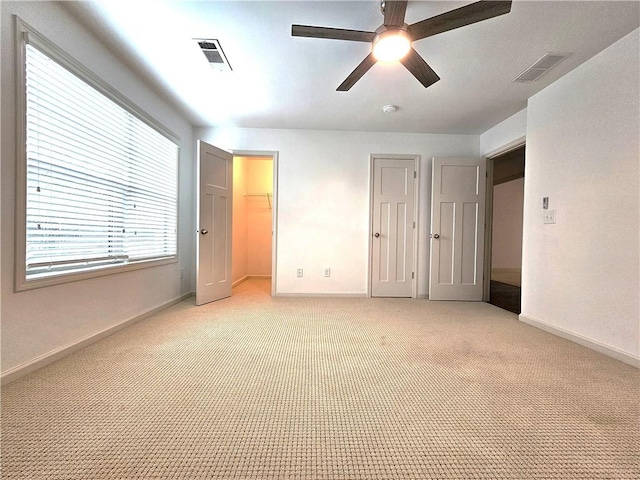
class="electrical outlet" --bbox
[543,210,556,224]
[324,267,331,277]
[297,268,303,278]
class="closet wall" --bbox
[232,156,273,284]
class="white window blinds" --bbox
[24,43,178,280]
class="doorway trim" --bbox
[231,150,279,297]
[483,138,526,302]
[368,153,420,298]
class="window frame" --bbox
[14,16,181,292]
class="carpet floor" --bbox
[1,278,638,479]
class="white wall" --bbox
[197,127,479,297]
[232,157,249,283]
[246,158,273,277]
[521,28,639,362]
[480,108,527,157]
[492,178,524,270]
[1,2,196,375]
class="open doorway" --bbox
[232,154,276,295]
[487,145,525,314]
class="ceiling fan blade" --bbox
[384,1,408,28]
[408,1,512,41]
[292,25,375,42]
[337,53,377,91]
[400,48,440,88]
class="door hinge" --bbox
[413,171,417,179]
[413,221,416,229]
[412,272,415,279]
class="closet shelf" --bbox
[244,192,272,209]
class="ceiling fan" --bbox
[292,1,512,91]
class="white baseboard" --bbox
[232,276,249,287]
[233,275,271,287]
[1,292,194,386]
[491,268,521,274]
[519,314,639,368]
[276,293,368,298]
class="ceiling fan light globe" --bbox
[372,31,411,62]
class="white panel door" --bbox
[429,157,486,301]
[371,158,416,297]
[196,141,233,306]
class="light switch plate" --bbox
[543,210,556,224]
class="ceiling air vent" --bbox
[513,53,571,83]
[195,39,232,71]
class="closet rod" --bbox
[244,192,272,209]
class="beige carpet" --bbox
[1,278,638,479]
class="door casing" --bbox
[483,139,526,301]
[369,154,420,298]
[231,150,279,297]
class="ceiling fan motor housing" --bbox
[372,27,412,62]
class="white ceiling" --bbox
[66,1,639,134]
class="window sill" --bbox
[14,256,178,293]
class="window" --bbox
[15,18,179,290]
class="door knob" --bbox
[200,229,208,235]
[374,233,380,238]
[432,233,440,239]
